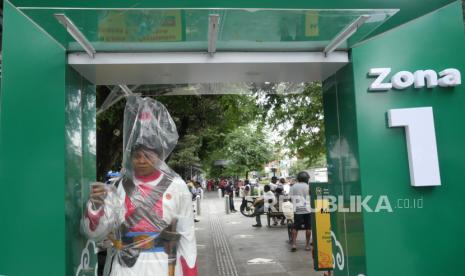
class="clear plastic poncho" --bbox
[82,96,197,276]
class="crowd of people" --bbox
[250,172,312,252]
[199,173,312,252]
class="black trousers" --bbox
[229,194,236,210]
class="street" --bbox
[195,192,325,276]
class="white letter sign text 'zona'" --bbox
[388,107,441,187]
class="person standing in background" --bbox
[225,179,237,212]
[289,171,312,252]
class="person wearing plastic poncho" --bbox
[82,96,198,276]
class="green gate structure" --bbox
[1,0,464,275]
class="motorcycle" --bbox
[240,196,258,217]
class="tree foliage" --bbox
[96,86,125,180]
[254,82,325,167]
[96,86,258,180]
[289,158,308,177]
[167,134,201,173]
[158,93,259,178]
[289,156,327,177]
[96,82,326,180]
[220,124,274,178]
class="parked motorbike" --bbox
[240,196,257,217]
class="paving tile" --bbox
[197,192,325,276]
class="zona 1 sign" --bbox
[368,68,461,91]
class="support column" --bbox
[0,3,97,276]
[324,2,465,276]
[0,2,67,276]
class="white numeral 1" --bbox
[388,107,441,187]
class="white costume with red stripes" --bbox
[82,170,198,276]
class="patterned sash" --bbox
[116,173,173,267]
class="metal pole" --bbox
[218,188,222,199]
[225,195,230,214]
[196,196,201,216]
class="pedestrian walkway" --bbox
[195,192,326,276]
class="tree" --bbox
[289,158,308,177]
[157,93,259,178]
[167,134,201,178]
[289,156,326,177]
[96,85,260,180]
[253,82,326,168]
[221,124,274,179]
[96,82,326,180]
[96,86,125,180]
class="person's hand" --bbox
[159,228,181,242]
[90,182,107,208]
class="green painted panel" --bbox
[0,2,67,276]
[65,66,97,276]
[351,2,465,275]
[323,71,349,276]
[323,64,367,276]
[65,65,84,276]
[79,72,98,276]
[19,8,395,52]
[9,0,455,39]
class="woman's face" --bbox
[131,149,158,176]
